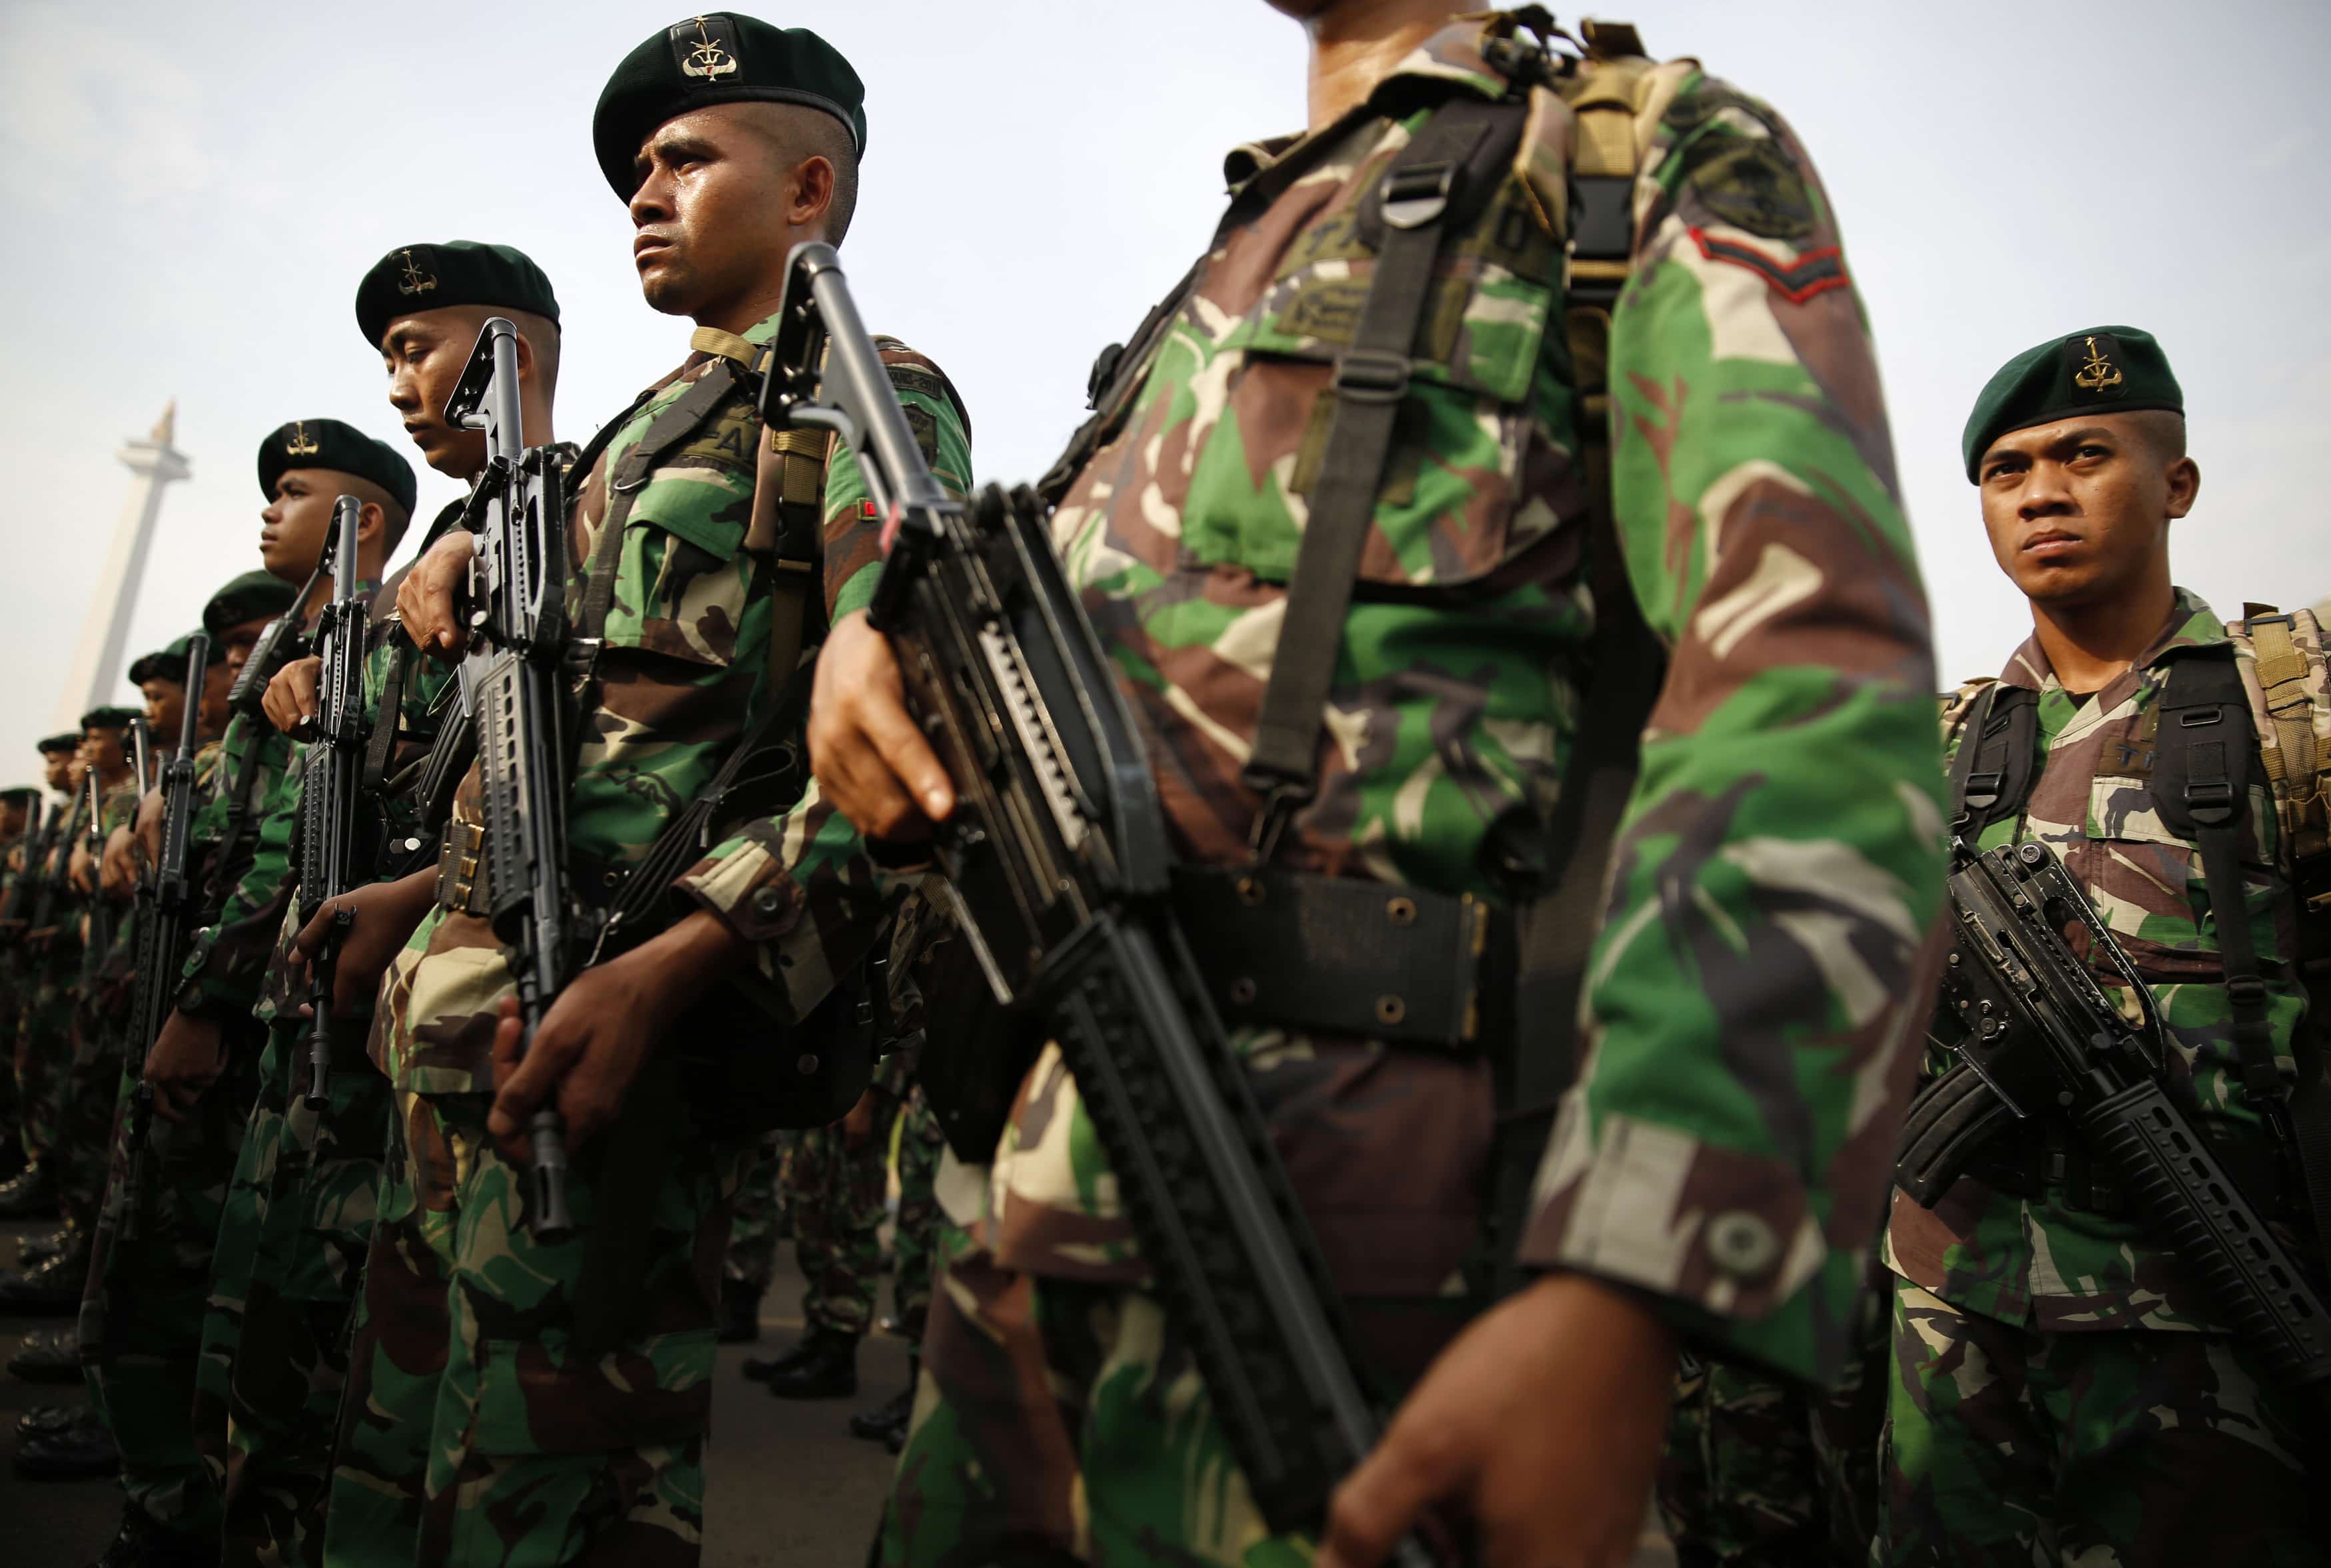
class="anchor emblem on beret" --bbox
[396,248,438,297]
[284,421,320,458]
[2073,335,2123,393]
[679,15,737,81]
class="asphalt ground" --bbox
[0,1215,1676,1566]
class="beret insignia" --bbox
[396,247,438,297]
[673,14,740,83]
[284,421,320,458]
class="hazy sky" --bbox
[3,0,2326,774]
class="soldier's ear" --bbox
[511,330,537,380]
[2165,455,2200,521]
[356,500,388,545]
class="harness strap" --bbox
[1947,682,2041,836]
[577,359,744,644]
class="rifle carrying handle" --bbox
[1894,1061,2023,1207]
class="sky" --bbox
[3,0,2328,772]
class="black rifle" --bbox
[758,242,1433,1562]
[226,559,322,720]
[80,768,113,983]
[0,798,53,943]
[1897,837,2331,1406]
[27,785,89,944]
[296,497,368,1109]
[123,635,212,1241]
[444,316,575,1240]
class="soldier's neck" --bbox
[95,762,130,793]
[2028,570,2176,694]
[1304,0,1460,131]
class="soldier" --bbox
[192,240,565,1568]
[79,415,411,1567]
[323,17,970,1565]
[0,734,92,1232]
[0,782,38,1180]
[806,5,1951,1565]
[1881,328,2322,1566]
[54,708,143,1244]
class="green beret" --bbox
[36,734,80,756]
[80,706,139,734]
[256,418,417,516]
[1962,326,2184,481]
[204,571,299,638]
[127,631,202,688]
[593,14,864,198]
[354,240,561,349]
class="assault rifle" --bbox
[1897,838,2331,1406]
[758,242,1433,1561]
[443,316,575,1240]
[296,497,368,1108]
[226,557,322,719]
[27,784,89,947]
[0,798,53,941]
[123,634,211,1241]
[80,768,113,979]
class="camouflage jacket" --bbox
[177,666,310,1021]
[924,16,1945,1386]
[374,323,968,1094]
[1885,589,2310,1334]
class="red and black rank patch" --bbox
[1689,227,1851,306]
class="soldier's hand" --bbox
[264,656,324,737]
[99,825,135,898]
[807,611,954,840]
[399,531,478,662]
[145,1009,228,1125]
[840,1086,880,1147]
[136,788,165,867]
[486,908,748,1156]
[290,868,436,1015]
[68,841,95,894]
[1318,1274,1677,1568]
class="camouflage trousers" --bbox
[1880,1279,2322,1567]
[891,1089,943,1356]
[0,963,21,1150]
[196,1013,390,1567]
[59,981,130,1232]
[81,1023,264,1542]
[1657,1278,1888,1567]
[324,1084,753,1568]
[13,939,79,1163]
[786,1112,890,1338]
[879,1232,1321,1567]
[722,1129,793,1294]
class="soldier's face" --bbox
[141,678,186,745]
[41,753,70,792]
[1976,413,2196,610]
[260,469,345,580]
[382,309,492,479]
[80,730,125,776]
[626,105,805,320]
[204,615,272,732]
[0,802,23,840]
[65,755,87,790]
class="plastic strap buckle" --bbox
[1381,160,1457,230]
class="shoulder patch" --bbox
[1685,134,1816,240]
[1689,228,1849,305]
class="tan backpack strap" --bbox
[2249,613,2330,877]
[747,423,834,681]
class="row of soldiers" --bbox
[1,5,2326,1568]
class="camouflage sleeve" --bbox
[1515,67,1949,1384]
[178,724,300,1018]
[821,348,976,622]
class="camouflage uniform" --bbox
[723,1129,792,1296]
[872,17,1947,1563]
[57,777,143,1234]
[14,796,87,1176]
[1880,593,2322,1567]
[782,1112,890,1340]
[322,325,970,1568]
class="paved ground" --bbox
[1,1215,1675,1566]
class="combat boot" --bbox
[741,1332,818,1383]
[15,1402,81,1438]
[848,1386,913,1443]
[717,1277,764,1344]
[19,1220,77,1265]
[0,1236,91,1314]
[13,1404,117,1480]
[9,1325,83,1382]
[86,1505,220,1566]
[0,1156,55,1218]
[761,1327,858,1399]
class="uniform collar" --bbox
[1997,585,2226,695]
[1221,12,1514,194]
[688,310,783,370]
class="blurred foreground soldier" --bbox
[1881,329,2328,1565]
[188,240,561,1568]
[807,5,1949,1564]
[322,17,966,1565]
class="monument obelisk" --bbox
[53,402,191,726]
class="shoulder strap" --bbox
[1947,683,2040,838]
[1240,92,1534,854]
[576,359,743,643]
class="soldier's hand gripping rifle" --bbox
[759,243,1437,1565]
[443,316,575,1241]
[226,557,324,720]
[296,497,369,1110]
[27,784,89,947]
[123,634,210,1242]
[1896,838,2331,1407]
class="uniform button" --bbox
[752,888,785,917]
[1705,1211,1780,1280]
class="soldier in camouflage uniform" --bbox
[0,779,38,1178]
[1881,328,2322,1566]
[188,243,563,1568]
[0,736,91,1236]
[751,1101,890,1397]
[55,709,143,1244]
[321,19,970,1565]
[81,413,412,1566]
[0,738,79,1216]
[808,8,1949,1564]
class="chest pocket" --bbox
[598,391,761,667]
[2084,754,2277,982]
[1179,138,1570,591]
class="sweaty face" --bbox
[382,309,492,478]
[1976,413,2192,611]
[626,105,802,320]
[141,678,186,743]
[259,469,348,579]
